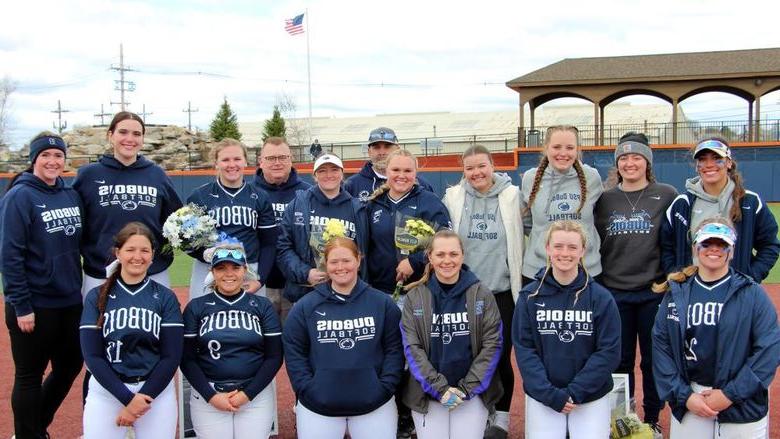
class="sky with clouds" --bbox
[2,0,780,147]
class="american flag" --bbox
[285,13,305,35]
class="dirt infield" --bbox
[2,285,780,438]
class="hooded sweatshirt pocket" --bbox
[303,367,387,415]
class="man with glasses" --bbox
[345,127,435,201]
[252,137,311,321]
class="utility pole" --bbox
[94,104,112,126]
[51,99,69,133]
[182,101,198,131]
[138,104,152,123]
[110,43,135,111]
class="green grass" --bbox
[169,249,194,288]
[766,203,780,284]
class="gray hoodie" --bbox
[686,176,735,234]
[459,173,513,292]
[520,163,604,278]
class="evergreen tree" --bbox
[209,97,242,141]
[262,106,286,141]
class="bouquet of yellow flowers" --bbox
[393,215,436,300]
[309,218,348,270]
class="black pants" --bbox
[610,287,664,424]
[5,303,83,439]
[493,290,515,412]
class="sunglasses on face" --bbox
[214,248,245,260]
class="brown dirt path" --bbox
[2,285,780,438]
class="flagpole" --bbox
[306,8,313,142]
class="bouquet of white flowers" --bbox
[162,204,219,253]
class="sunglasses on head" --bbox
[695,140,730,157]
[214,248,245,260]
[369,131,397,143]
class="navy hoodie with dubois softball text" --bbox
[283,279,404,417]
[1,173,83,316]
[513,268,621,412]
[73,155,183,278]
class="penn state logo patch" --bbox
[558,202,571,212]
[559,330,575,343]
[359,190,370,201]
[338,338,356,350]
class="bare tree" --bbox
[276,93,308,148]
[0,76,17,146]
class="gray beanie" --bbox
[614,132,652,166]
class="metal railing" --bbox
[521,119,780,148]
[2,119,779,171]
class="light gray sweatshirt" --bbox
[520,162,604,278]
[686,176,735,234]
[458,173,512,293]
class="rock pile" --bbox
[0,125,260,173]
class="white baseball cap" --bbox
[313,154,343,171]
[693,222,736,247]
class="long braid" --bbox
[527,260,551,301]
[404,262,433,291]
[523,157,549,216]
[572,160,588,214]
[652,265,698,293]
[728,162,745,223]
[367,182,390,201]
[96,268,121,328]
[572,260,590,306]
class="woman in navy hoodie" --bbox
[73,111,183,295]
[400,230,503,439]
[513,220,620,438]
[652,218,780,438]
[276,153,368,303]
[283,237,403,439]
[2,132,84,439]
[366,149,451,297]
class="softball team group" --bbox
[2,113,779,439]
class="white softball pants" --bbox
[295,396,397,439]
[83,375,177,439]
[670,383,768,439]
[525,394,611,439]
[411,396,488,439]
[189,384,275,439]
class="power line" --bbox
[138,104,153,123]
[110,43,135,111]
[51,100,69,133]
[182,101,198,131]
[94,104,112,125]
